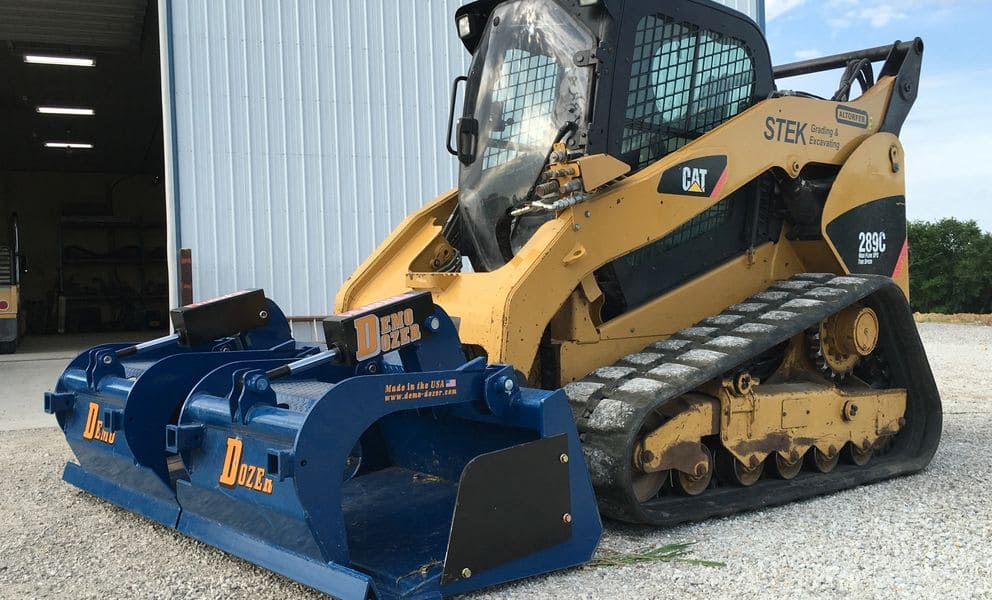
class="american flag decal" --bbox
[444,379,457,388]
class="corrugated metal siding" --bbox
[720,0,761,27]
[168,0,467,339]
[166,0,762,341]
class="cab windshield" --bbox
[457,0,594,271]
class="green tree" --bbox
[908,218,992,313]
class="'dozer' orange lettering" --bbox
[218,437,273,494]
[82,402,116,445]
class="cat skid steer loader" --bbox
[338,0,941,525]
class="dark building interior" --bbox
[0,0,167,336]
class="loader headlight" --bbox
[577,0,599,5]
[457,15,472,39]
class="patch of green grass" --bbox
[587,542,725,568]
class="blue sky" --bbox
[764,0,991,230]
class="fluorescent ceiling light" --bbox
[45,142,94,150]
[24,54,95,67]
[37,106,95,116]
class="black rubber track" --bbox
[565,273,942,525]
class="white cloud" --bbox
[861,4,907,27]
[919,68,992,91]
[825,0,946,30]
[766,0,805,21]
[793,49,822,60]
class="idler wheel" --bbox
[632,470,668,502]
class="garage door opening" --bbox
[0,0,167,349]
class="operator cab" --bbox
[449,0,773,275]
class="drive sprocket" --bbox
[808,304,879,378]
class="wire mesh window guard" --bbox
[616,13,755,254]
[621,14,755,170]
[482,49,560,170]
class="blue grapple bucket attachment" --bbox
[44,289,308,526]
[165,291,601,600]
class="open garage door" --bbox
[0,0,168,345]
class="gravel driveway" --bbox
[1,323,989,599]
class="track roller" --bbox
[845,442,874,466]
[770,452,805,480]
[717,449,764,486]
[672,445,713,496]
[810,447,840,473]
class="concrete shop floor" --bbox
[0,331,165,431]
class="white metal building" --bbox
[159,0,765,340]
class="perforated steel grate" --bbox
[659,200,732,249]
[124,361,157,379]
[621,14,755,168]
[482,49,560,170]
[620,198,732,269]
[271,380,336,413]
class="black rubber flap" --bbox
[442,434,571,585]
[170,289,268,347]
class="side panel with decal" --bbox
[657,155,728,198]
[824,196,906,276]
[761,103,872,151]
